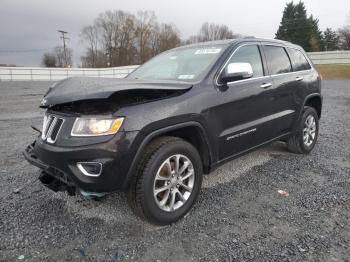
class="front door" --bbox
[211,44,275,160]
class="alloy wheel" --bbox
[153,154,195,212]
[303,115,316,147]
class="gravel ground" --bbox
[0,80,349,261]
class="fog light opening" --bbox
[77,162,102,177]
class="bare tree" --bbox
[148,23,161,57]
[184,22,240,44]
[42,52,57,67]
[55,46,73,67]
[199,22,239,41]
[42,47,73,68]
[80,25,100,67]
[81,49,107,68]
[156,23,181,52]
[94,10,137,66]
[145,22,181,57]
[117,13,137,66]
[80,9,182,67]
[95,10,117,66]
[338,27,350,50]
[182,35,202,45]
[135,11,156,63]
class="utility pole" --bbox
[58,30,69,67]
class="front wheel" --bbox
[287,107,319,154]
[127,136,203,225]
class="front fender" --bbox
[121,120,214,190]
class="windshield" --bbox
[128,45,225,82]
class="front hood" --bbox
[41,77,193,107]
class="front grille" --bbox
[41,115,64,143]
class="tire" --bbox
[127,136,203,225]
[287,106,319,154]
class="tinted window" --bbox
[288,48,311,71]
[226,45,264,78]
[264,46,292,75]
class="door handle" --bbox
[260,83,272,89]
[296,76,303,81]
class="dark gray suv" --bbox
[24,38,322,225]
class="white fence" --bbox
[307,51,350,65]
[1,51,349,81]
[0,65,139,81]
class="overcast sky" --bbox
[0,0,349,67]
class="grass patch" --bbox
[315,64,350,80]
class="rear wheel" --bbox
[127,136,203,225]
[287,107,319,154]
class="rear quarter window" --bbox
[287,48,312,71]
[263,45,292,75]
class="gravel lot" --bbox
[0,80,349,261]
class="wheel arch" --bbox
[123,122,213,189]
[303,94,322,119]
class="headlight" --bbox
[71,117,124,137]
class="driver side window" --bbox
[226,45,264,78]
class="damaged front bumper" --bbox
[23,131,139,194]
[24,142,77,195]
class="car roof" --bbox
[176,37,303,51]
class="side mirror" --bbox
[219,62,253,84]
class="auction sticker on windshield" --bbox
[178,74,195,79]
[194,48,221,55]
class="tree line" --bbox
[276,1,350,52]
[42,3,350,68]
[78,10,239,68]
[42,47,73,68]
[42,10,239,68]
[80,10,180,67]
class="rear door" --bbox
[262,45,298,137]
[286,47,318,120]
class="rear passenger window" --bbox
[227,45,264,78]
[288,48,311,71]
[264,46,292,75]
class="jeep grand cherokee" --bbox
[24,38,322,225]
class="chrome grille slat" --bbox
[41,114,64,144]
[46,118,58,139]
[42,115,53,139]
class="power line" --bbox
[0,47,55,53]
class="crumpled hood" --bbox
[41,77,193,107]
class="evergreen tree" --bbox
[275,2,295,41]
[275,1,321,51]
[322,28,340,51]
[308,15,323,51]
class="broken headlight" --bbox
[71,117,124,137]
